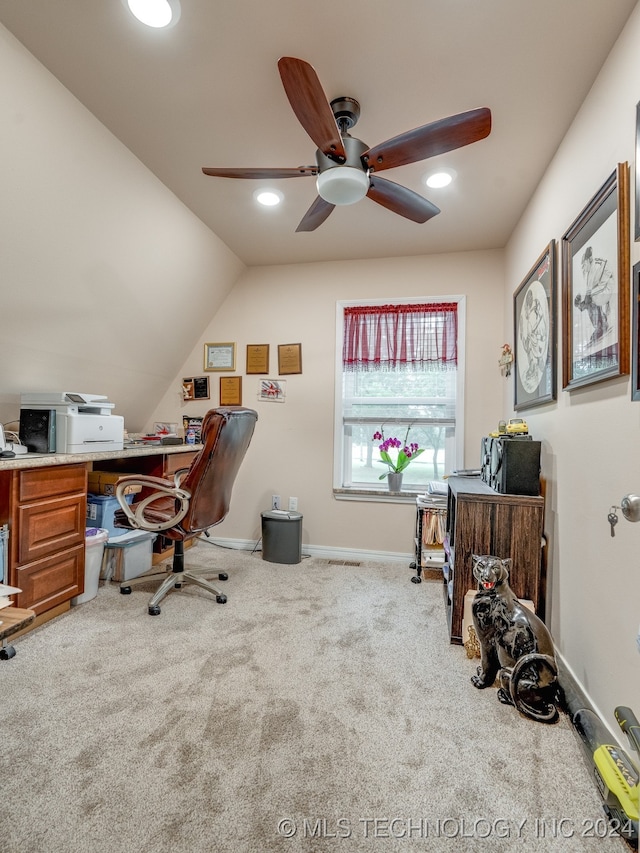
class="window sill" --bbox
[333,487,419,504]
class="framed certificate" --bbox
[278,343,302,375]
[204,342,236,372]
[246,344,269,374]
[220,376,242,406]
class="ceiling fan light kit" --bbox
[316,166,369,205]
[202,56,491,232]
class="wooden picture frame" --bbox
[561,163,629,391]
[632,261,640,400]
[204,342,235,372]
[278,343,302,375]
[219,376,242,406]
[246,344,269,374]
[182,376,209,401]
[513,241,557,411]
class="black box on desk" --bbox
[480,436,541,496]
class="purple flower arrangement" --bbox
[372,425,424,480]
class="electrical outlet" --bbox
[288,497,298,511]
[272,494,281,510]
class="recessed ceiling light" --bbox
[254,189,283,207]
[425,169,456,189]
[125,0,180,28]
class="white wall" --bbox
[504,4,640,730]
[147,251,505,555]
[0,24,245,431]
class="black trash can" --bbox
[261,510,303,564]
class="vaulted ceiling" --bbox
[1,0,636,266]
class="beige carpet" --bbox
[0,544,628,852]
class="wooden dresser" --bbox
[444,475,545,644]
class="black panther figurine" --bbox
[470,554,559,724]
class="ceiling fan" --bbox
[202,57,492,233]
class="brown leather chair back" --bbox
[177,407,258,535]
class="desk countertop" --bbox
[0,443,203,471]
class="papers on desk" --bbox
[427,480,448,496]
[416,481,448,508]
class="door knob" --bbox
[621,494,640,522]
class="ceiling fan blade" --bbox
[202,166,317,179]
[363,107,491,173]
[278,57,346,163]
[295,196,335,232]
[367,176,440,223]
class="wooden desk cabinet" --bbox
[0,445,199,618]
[0,464,87,614]
[444,476,545,645]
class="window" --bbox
[334,297,465,495]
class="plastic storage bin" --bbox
[86,494,134,538]
[71,527,109,606]
[102,530,156,582]
[261,510,303,564]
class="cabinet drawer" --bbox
[18,465,87,502]
[164,451,197,477]
[15,544,84,615]
[17,495,85,563]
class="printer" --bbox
[20,392,124,454]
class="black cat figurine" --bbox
[470,554,559,724]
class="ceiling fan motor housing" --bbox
[315,134,370,205]
[330,97,361,132]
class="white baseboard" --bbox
[555,647,622,742]
[201,536,412,565]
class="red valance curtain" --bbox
[343,302,458,371]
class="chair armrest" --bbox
[172,468,190,487]
[115,474,192,532]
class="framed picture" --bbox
[204,342,235,372]
[246,344,269,374]
[219,376,242,406]
[636,103,640,242]
[259,379,286,402]
[278,343,302,375]
[182,376,209,401]
[632,262,640,400]
[513,241,557,411]
[561,163,630,391]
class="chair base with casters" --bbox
[119,539,229,616]
[112,406,258,616]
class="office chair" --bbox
[113,406,258,615]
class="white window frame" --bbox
[333,295,466,499]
